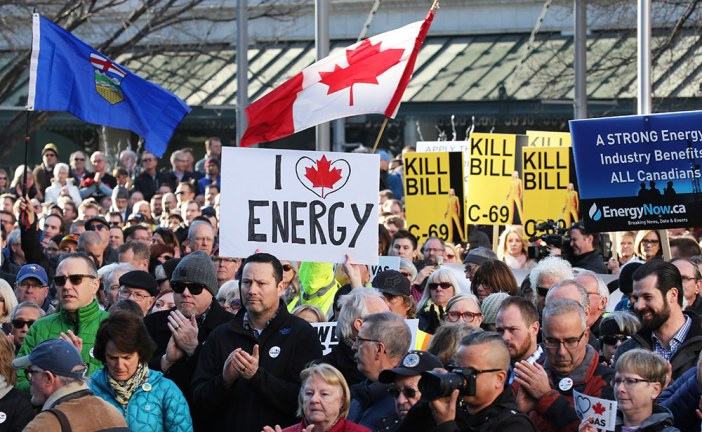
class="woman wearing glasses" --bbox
[579,349,677,432]
[416,268,462,334]
[470,260,519,304]
[634,230,663,261]
[90,311,193,432]
[0,280,18,335]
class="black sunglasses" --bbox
[86,224,108,232]
[428,282,453,291]
[12,319,36,329]
[172,282,207,295]
[282,264,294,272]
[53,274,96,286]
[600,335,630,345]
[389,387,418,399]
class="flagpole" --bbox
[23,111,30,198]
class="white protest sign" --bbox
[312,319,419,355]
[573,390,617,431]
[220,147,379,264]
[369,256,401,278]
[416,141,471,184]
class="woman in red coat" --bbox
[263,364,370,432]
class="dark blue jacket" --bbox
[658,366,701,431]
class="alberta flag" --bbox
[28,14,190,158]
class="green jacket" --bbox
[16,299,109,393]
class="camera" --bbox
[528,220,571,262]
[418,368,476,400]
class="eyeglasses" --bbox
[282,264,294,272]
[446,311,483,323]
[72,158,85,162]
[160,255,174,261]
[12,319,36,329]
[142,158,156,162]
[118,288,152,301]
[612,377,652,388]
[354,336,381,345]
[172,282,207,295]
[641,239,660,245]
[446,254,455,259]
[424,248,444,254]
[682,276,699,282]
[24,368,44,382]
[600,335,630,345]
[86,224,108,232]
[214,257,240,264]
[428,282,453,291]
[389,387,418,399]
[193,236,213,244]
[53,274,97,286]
[175,191,186,195]
[18,282,46,290]
[0,177,7,180]
[542,330,586,350]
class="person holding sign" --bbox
[578,349,676,432]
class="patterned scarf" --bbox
[107,362,149,410]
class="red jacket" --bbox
[282,418,370,432]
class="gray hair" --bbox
[6,229,20,247]
[399,258,417,282]
[53,162,70,179]
[10,301,46,321]
[542,298,587,331]
[546,279,590,308]
[529,256,574,291]
[102,263,134,289]
[188,220,214,241]
[445,293,480,313]
[599,311,641,336]
[336,288,384,340]
[575,269,610,299]
[362,312,411,360]
[217,280,240,303]
[417,267,462,311]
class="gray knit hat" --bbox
[480,292,511,325]
[171,251,218,295]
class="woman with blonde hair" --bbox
[0,280,18,335]
[0,335,34,429]
[264,363,369,432]
[497,225,533,269]
[10,165,42,200]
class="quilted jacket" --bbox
[89,367,193,432]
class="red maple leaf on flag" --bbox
[304,155,343,198]
[318,39,405,106]
[592,402,606,415]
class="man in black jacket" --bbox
[566,222,607,274]
[398,332,536,432]
[615,259,702,380]
[144,251,232,431]
[191,253,323,432]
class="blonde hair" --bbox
[615,348,667,387]
[497,226,528,261]
[0,280,17,324]
[0,336,15,385]
[297,364,350,420]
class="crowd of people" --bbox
[0,141,701,432]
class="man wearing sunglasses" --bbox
[15,252,110,392]
[10,302,45,354]
[85,216,119,265]
[377,350,442,431]
[144,250,232,430]
[191,252,323,431]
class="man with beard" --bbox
[414,236,445,286]
[615,260,702,381]
[495,296,542,384]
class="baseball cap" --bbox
[378,350,442,383]
[59,234,79,249]
[463,247,498,266]
[372,270,411,297]
[13,339,87,380]
[17,264,49,286]
[85,216,110,230]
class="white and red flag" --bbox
[240,8,436,147]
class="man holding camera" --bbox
[397,332,536,432]
[566,222,608,274]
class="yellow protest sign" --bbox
[523,131,576,237]
[404,152,466,245]
[465,133,519,225]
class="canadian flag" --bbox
[240,9,435,147]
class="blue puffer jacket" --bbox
[89,367,193,432]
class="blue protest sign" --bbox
[570,111,702,231]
